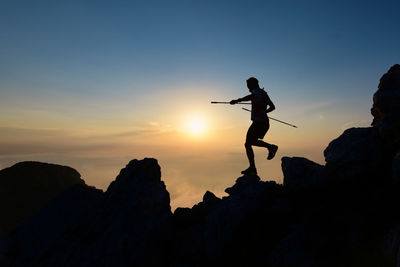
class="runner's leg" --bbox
[253,139,273,149]
[250,121,278,160]
[245,124,257,169]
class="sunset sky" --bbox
[1,0,399,209]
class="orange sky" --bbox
[0,86,372,210]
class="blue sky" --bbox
[2,0,399,94]
[1,0,399,208]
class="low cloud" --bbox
[0,126,73,137]
[165,177,206,211]
[0,142,123,156]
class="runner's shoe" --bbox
[267,145,278,160]
[241,167,257,175]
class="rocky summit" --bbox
[1,64,400,266]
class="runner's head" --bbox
[247,77,260,90]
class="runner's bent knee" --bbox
[245,138,257,147]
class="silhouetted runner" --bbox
[230,77,278,175]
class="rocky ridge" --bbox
[1,64,400,266]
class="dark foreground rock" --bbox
[1,65,400,266]
[0,184,103,266]
[324,127,387,179]
[0,158,172,267]
[2,155,399,267]
[0,161,86,239]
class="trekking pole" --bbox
[211,101,251,105]
[242,108,298,128]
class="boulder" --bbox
[324,127,385,179]
[282,157,326,189]
[0,161,85,239]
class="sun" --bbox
[186,117,206,136]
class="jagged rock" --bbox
[282,157,325,189]
[171,191,221,266]
[191,190,221,212]
[173,190,221,225]
[203,190,219,204]
[61,158,172,267]
[204,175,280,260]
[324,127,385,179]
[0,161,85,239]
[371,64,400,148]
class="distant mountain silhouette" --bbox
[0,161,86,239]
[0,64,399,266]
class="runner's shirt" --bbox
[250,88,270,122]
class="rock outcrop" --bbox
[0,158,172,266]
[371,64,400,148]
[282,156,325,189]
[324,127,386,179]
[0,161,86,239]
[1,65,400,266]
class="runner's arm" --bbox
[230,94,252,104]
[266,98,275,113]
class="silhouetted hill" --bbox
[0,161,86,239]
[0,64,399,266]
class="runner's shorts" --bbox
[246,120,270,142]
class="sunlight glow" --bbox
[186,117,206,136]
